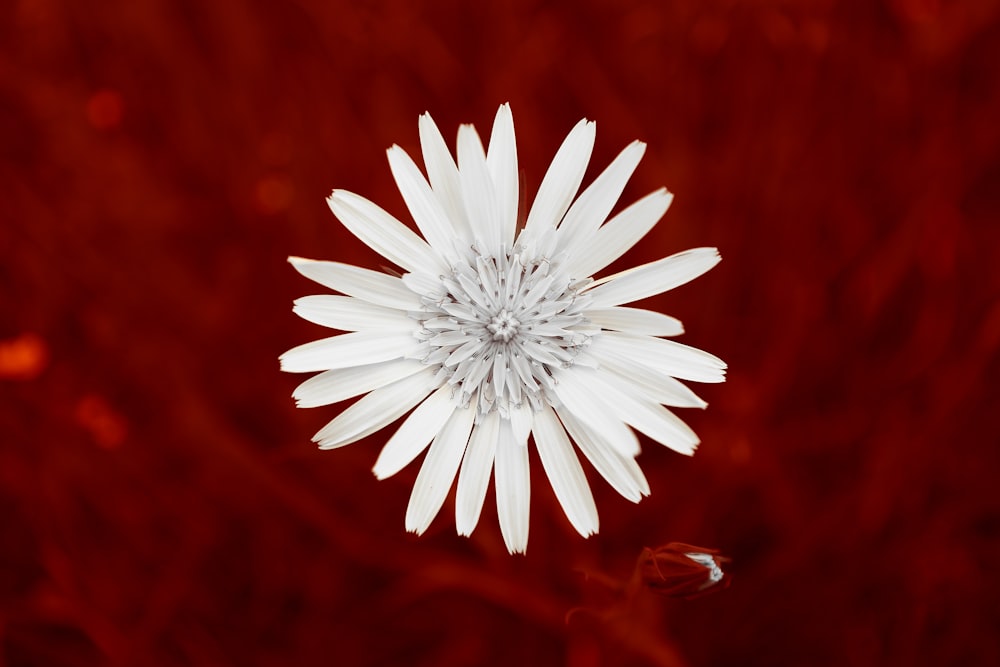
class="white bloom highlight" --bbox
[685,551,726,588]
[281,104,725,554]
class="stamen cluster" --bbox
[410,244,597,417]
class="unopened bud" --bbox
[637,542,730,599]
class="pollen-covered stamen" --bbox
[409,245,595,416]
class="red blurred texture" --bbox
[2,1,999,665]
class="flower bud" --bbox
[637,542,730,599]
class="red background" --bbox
[3,1,1000,665]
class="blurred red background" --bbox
[3,0,1000,665]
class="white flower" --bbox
[281,104,725,554]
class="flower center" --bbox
[407,243,597,417]
[487,310,520,342]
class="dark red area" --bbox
[3,1,999,665]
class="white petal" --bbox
[566,189,673,279]
[616,399,699,456]
[387,145,459,253]
[557,407,649,502]
[418,112,470,239]
[599,332,727,384]
[532,406,599,537]
[577,366,700,455]
[509,402,534,445]
[279,331,420,373]
[457,124,502,253]
[313,367,438,449]
[589,336,708,408]
[599,357,708,409]
[557,141,646,257]
[372,385,457,480]
[586,306,684,337]
[584,248,721,308]
[292,358,426,408]
[327,190,446,275]
[405,404,476,535]
[495,417,531,554]
[293,295,414,332]
[523,119,596,237]
[550,369,641,457]
[486,103,518,249]
[455,411,499,536]
[401,271,448,300]
[288,257,422,311]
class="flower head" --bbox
[281,104,725,553]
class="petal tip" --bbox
[404,521,428,536]
[288,255,312,266]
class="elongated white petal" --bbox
[599,332,727,384]
[589,335,708,408]
[523,119,596,237]
[597,354,708,409]
[617,399,698,455]
[586,306,684,337]
[455,411,499,536]
[373,385,457,480]
[418,112,470,237]
[509,402,534,445]
[558,408,649,502]
[327,190,446,275]
[532,407,599,537]
[585,248,721,308]
[313,368,438,449]
[293,358,426,408]
[486,103,518,248]
[578,366,700,455]
[405,404,476,534]
[566,189,673,278]
[495,417,531,554]
[288,257,422,311]
[387,146,459,253]
[457,124,502,252]
[279,331,420,373]
[401,271,448,300]
[292,295,414,332]
[557,141,646,257]
[550,369,641,457]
